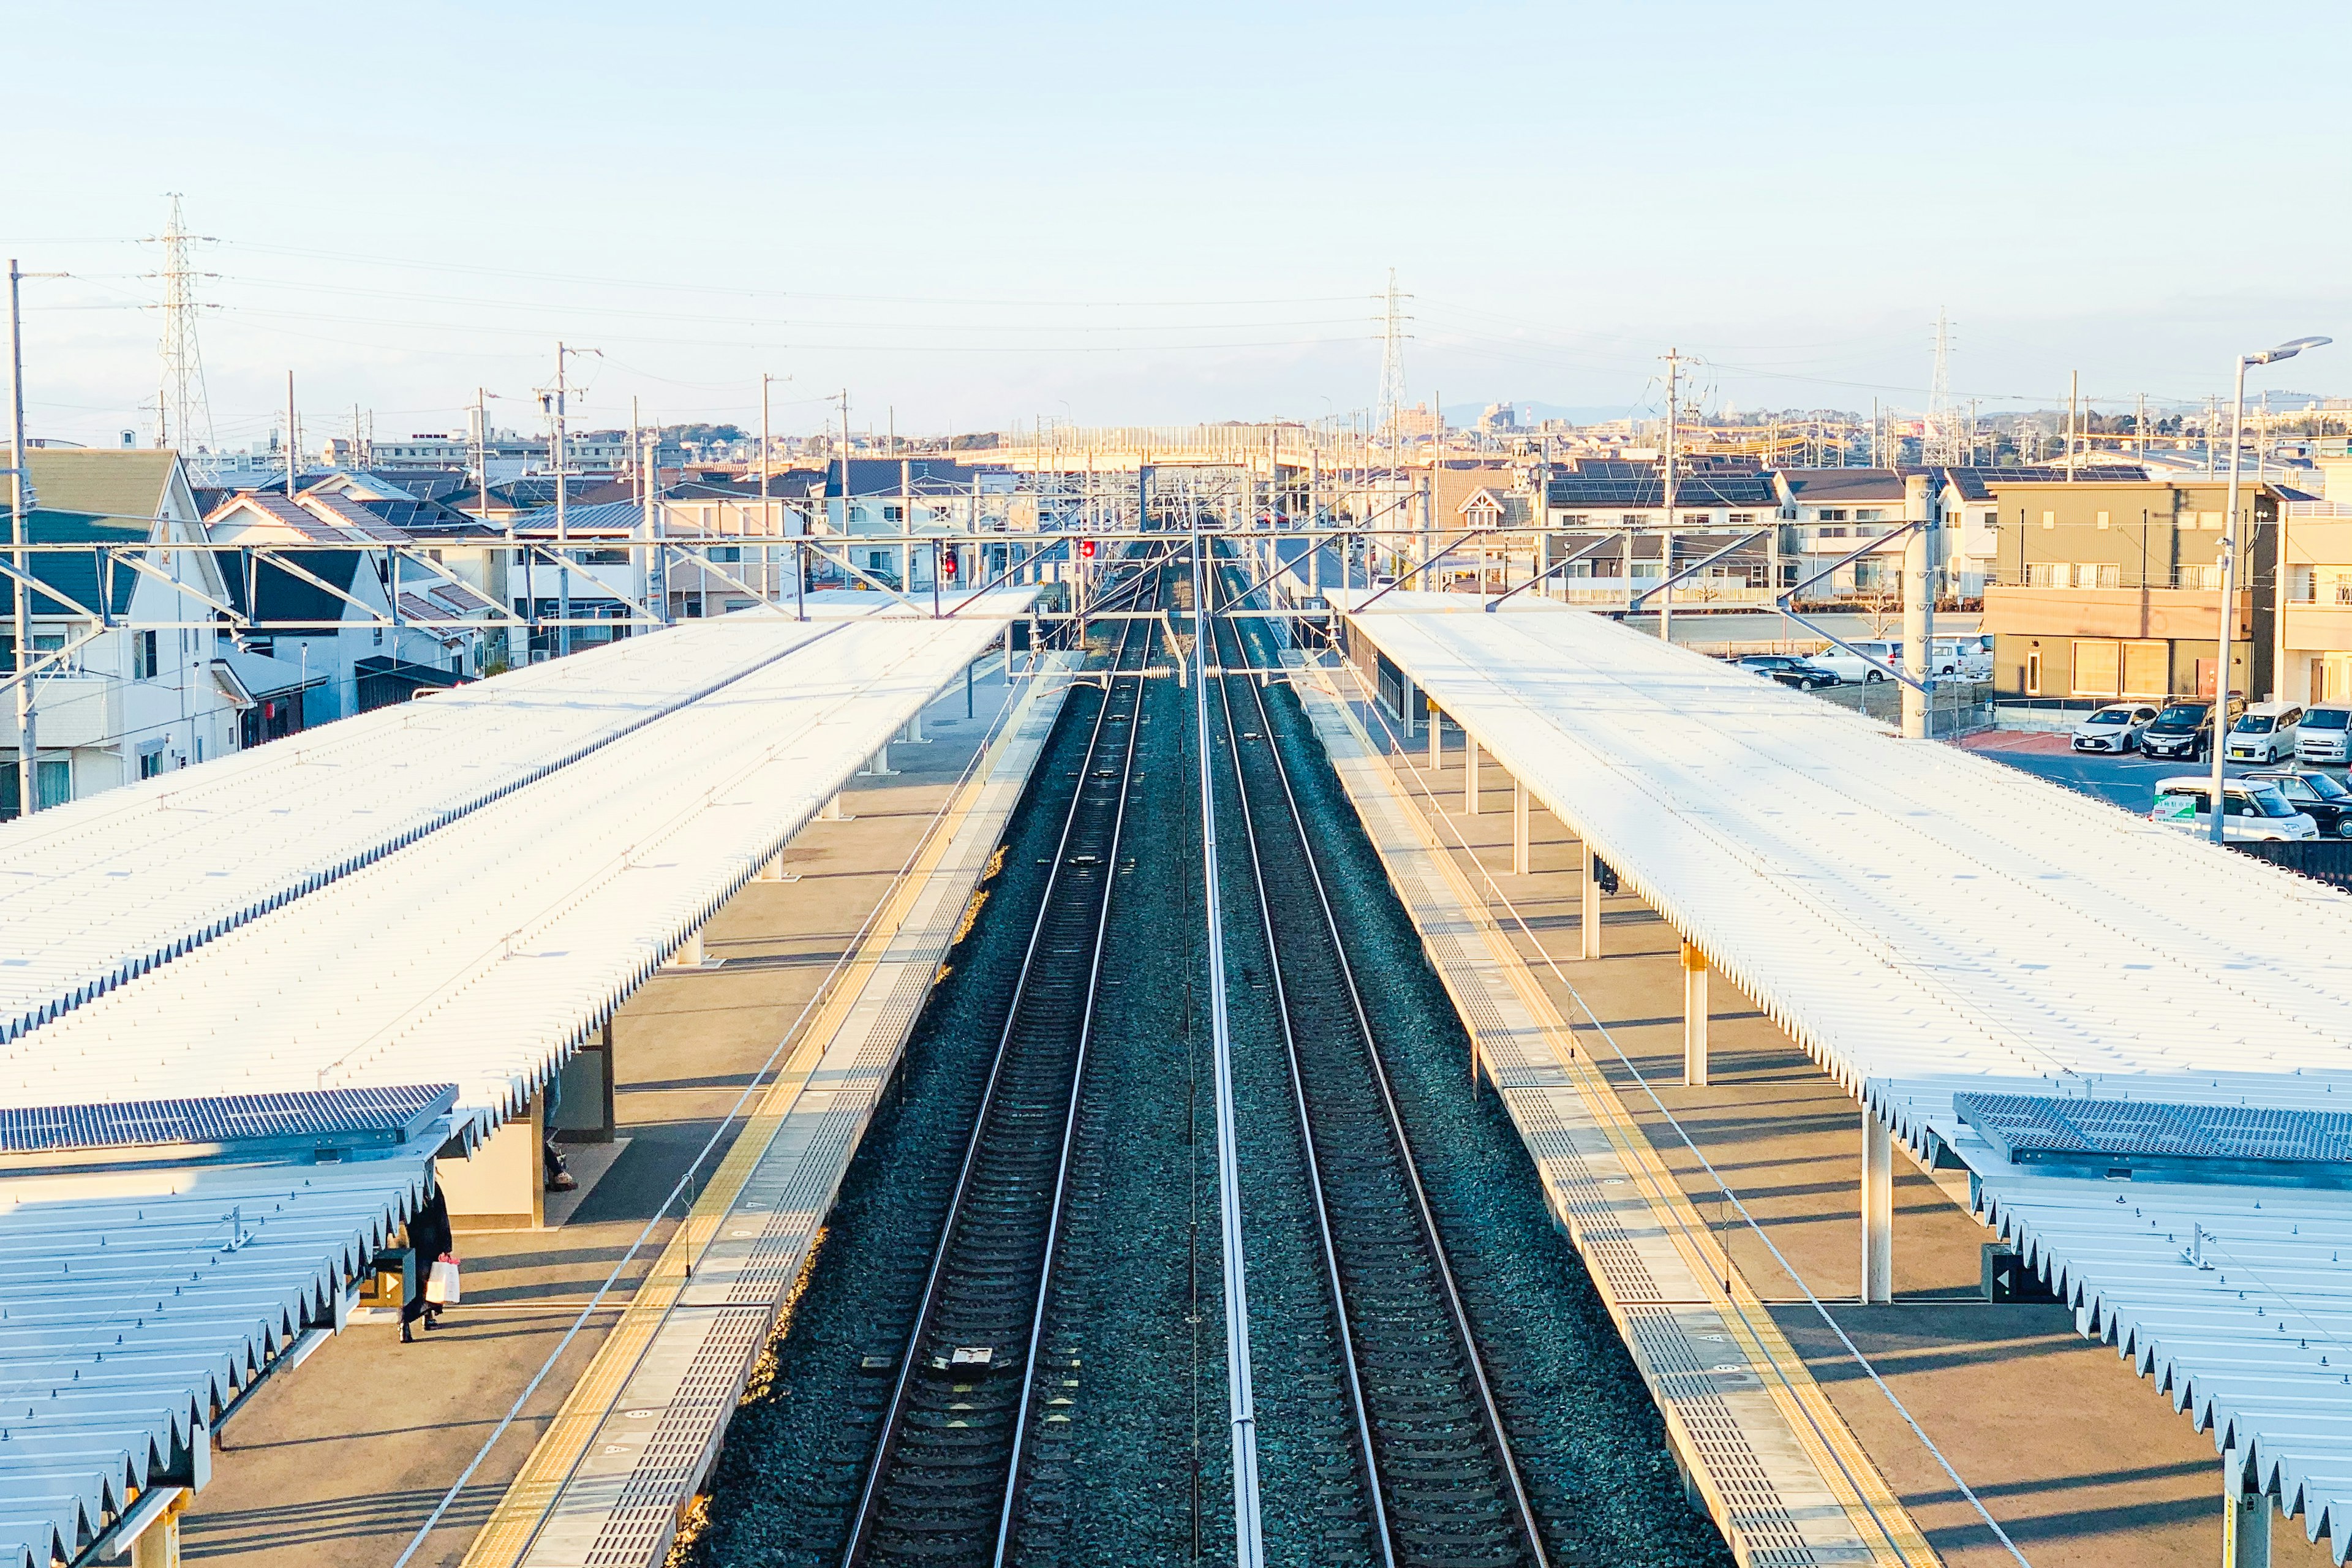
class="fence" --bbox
[2232,840,2352,892]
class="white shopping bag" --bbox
[425,1256,461,1306]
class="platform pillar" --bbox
[1682,941,1710,1087]
[439,1090,546,1232]
[671,926,705,967]
[1861,1111,1893,1304]
[1580,851,1604,960]
[906,710,926,743]
[1428,703,1441,771]
[1465,738,1481,813]
[821,791,850,821]
[2225,1447,2272,1567]
[131,1496,186,1568]
[1512,782,1530,876]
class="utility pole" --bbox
[473,387,496,516]
[760,372,783,603]
[285,372,299,498]
[542,343,601,656]
[8,259,36,818]
[2067,371,2079,478]
[1660,347,1686,645]
[837,390,853,564]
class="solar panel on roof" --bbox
[0,1083,457,1158]
[1954,1092,2352,1185]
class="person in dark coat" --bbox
[401,1183,455,1344]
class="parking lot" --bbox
[1964,731,2348,814]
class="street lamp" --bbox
[2211,334,2331,843]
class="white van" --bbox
[2296,704,2351,764]
[1811,636,1988,684]
[2224,701,2304,764]
[2149,777,2319,842]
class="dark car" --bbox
[2243,769,2352,837]
[1732,654,1840,691]
[2138,698,2245,762]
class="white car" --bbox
[2224,701,2304,764]
[2296,704,2351,764]
[1811,636,1986,684]
[2071,703,2159,754]
[2149,777,2319,842]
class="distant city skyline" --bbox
[7,1,2350,450]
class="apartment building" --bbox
[1979,475,2283,703]
[2278,453,2352,703]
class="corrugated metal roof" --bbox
[1341,600,2352,1558]
[0,611,1022,1128]
[0,1150,431,1568]
[0,618,839,1043]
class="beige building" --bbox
[2278,455,2352,703]
[1980,476,2285,703]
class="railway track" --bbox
[839,560,1161,1568]
[1209,595,1550,1568]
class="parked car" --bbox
[1731,654,1840,690]
[2149,777,2320,842]
[2242,769,2352,837]
[2225,701,2304,764]
[2139,698,2243,762]
[2071,702,2161,754]
[1809,636,1987,684]
[2296,704,2352,764]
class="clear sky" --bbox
[7,1,2349,449]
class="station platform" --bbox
[1297,649,2337,1567]
[1293,657,1931,1568]
[456,652,1076,1568]
[173,652,1072,1568]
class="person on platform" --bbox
[401,1183,455,1345]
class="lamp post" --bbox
[2211,335,2331,843]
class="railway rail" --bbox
[1208,581,1550,1568]
[838,560,1161,1568]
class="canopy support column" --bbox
[1428,703,1441,771]
[1465,737,1481,813]
[1682,941,1710,1087]
[1512,781,1530,876]
[1580,851,1604,960]
[2224,1447,2272,1567]
[1861,1111,1893,1304]
[821,791,851,821]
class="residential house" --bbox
[202,490,493,718]
[1541,458,1778,603]
[1978,475,2288,703]
[0,447,238,816]
[1929,466,2093,600]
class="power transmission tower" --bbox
[1926,308,1958,465]
[1374,268,1411,453]
[149,195,215,454]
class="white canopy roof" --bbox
[1344,603,2352,1558]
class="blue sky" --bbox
[7,1,2349,447]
